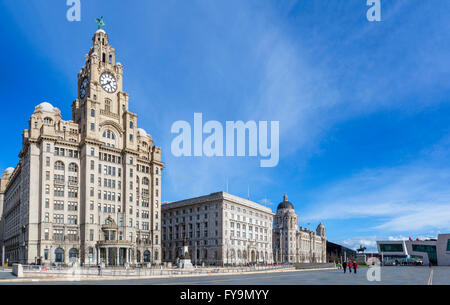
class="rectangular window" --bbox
[379,244,404,252]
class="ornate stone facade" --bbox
[162,192,275,266]
[273,194,326,264]
[0,29,163,266]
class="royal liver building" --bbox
[0,28,163,266]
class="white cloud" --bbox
[303,157,450,233]
[340,236,378,252]
[259,198,274,206]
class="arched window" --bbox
[44,117,53,125]
[142,178,149,186]
[69,163,78,173]
[54,161,65,171]
[55,248,65,263]
[91,109,95,117]
[143,250,150,263]
[69,248,78,262]
[102,129,116,140]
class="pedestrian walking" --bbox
[342,261,347,273]
[353,261,358,274]
[97,264,102,276]
[348,261,353,274]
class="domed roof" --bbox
[137,128,148,137]
[277,193,294,210]
[4,167,14,174]
[35,102,57,113]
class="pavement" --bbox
[0,266,448,285]
[0,269,15,280]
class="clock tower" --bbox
[69,25,163,265]
[72,28,134,146]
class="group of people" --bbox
[342,261,358,274]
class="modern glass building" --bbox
[377,234,450,266]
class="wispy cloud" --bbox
[259,198,274,206]
[303,136,450,234]
[340,236,378,252]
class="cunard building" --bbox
[0,26,163,266]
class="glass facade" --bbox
[412,244,437,265]
[447,239,450,251]
[379,243,404,252]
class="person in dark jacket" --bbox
[342,261,347,273]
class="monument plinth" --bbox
[178,236,194,269]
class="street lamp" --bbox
[2,245,5,270]
[50,245,53,267]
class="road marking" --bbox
[427,269,433,285]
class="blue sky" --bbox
[1,0,450,251]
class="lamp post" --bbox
[2,245,4,270]
[50,245,53,267]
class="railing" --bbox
[100,109,119,119]
[20,264,293,278]
[68,181,79,186]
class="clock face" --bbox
[80,77,88,99]
[100,72,117,93]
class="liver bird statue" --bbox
[95,16,105,30]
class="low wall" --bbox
[20,265,294,279]
[294,263,336,270]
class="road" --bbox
[1,266,449,285]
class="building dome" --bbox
[4,167,14,174]
[316,222,326,236]
[137,128,148,137]
[277,193,294,210]
[35,102,57,113]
